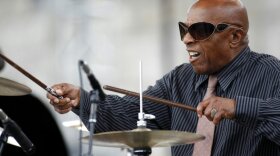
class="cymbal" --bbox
[0,77,32,96]
[83,128,205,148]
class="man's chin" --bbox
[192,66,207,75]
[191,64,217,75]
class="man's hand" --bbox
[196,96,236,125]
[46,83,80,114]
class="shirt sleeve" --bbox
[235,86,280,145]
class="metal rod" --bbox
[139,61,143,114]
[103,85,197,112]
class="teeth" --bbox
[189,51,200,57]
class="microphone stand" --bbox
[86,89,100,156]
[79,60,105,156]
[0,125,8,156]
[78,61,85,156]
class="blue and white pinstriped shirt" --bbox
[74,47,280,156]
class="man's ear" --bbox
[229,29,243,48]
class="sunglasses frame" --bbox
[178,21,243,41]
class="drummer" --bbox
[47,0,280,155]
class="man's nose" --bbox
[183,32,196,45]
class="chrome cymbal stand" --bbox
[133,61,155,156]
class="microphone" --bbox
[0,109,35,155]
[79,60,106,101]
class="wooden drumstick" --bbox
[103,85,197,112]
[0,51,63,99]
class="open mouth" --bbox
[189,51,200,58]
[188,51,201,63]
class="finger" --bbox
[204,105,214,121]
[55,97,71,106]
[51,83,67,90]
[54,101,72,110]
[55,89,63,96]
[197,100,209,117]
[54,107,72,114]
[49,98,71,110]
[46,89,63,102]
[46,92,58,101]
[55,103,72,110]
[59,84,72,94]
[70,99,80,108]
[47,94,60,105]
[213,110,223,125]
[49,83,69,96]
[57,83,77,97]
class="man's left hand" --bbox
[196,96,236,125]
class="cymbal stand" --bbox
[124,148,134,156]
[86,90,100,156]
[0,125,8,156]
[133,61,155,156]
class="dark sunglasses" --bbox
[178,22,242,41]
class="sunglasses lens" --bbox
[189,22,215,40]
[216,24,229,32]
[179,22,187,41]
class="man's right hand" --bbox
[46,83,80,114]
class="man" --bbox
[47,0,280,155]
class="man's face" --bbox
[182,7,236,75]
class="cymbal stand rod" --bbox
[137,60,145,127]
[139,61,143,116]
[137,61,155,128]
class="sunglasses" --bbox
[178,22,242,41]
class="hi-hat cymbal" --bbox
[0,77,32,96]
[83,128,205,148]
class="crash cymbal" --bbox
[83,128,205,148]
[0,77,32,96]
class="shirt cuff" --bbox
[235,96,259,129]
[72,88,91,116]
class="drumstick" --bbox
[103,85,197,112]
[0,51,63,99]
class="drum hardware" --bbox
[0,127,20,147]
[0,109,35,155]
[86,90,100,156]
[84,128,205,154]
[121,147,134,156]
[83,61,205,156]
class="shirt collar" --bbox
[195,47,251,92]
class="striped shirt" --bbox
[74,47,280,156]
